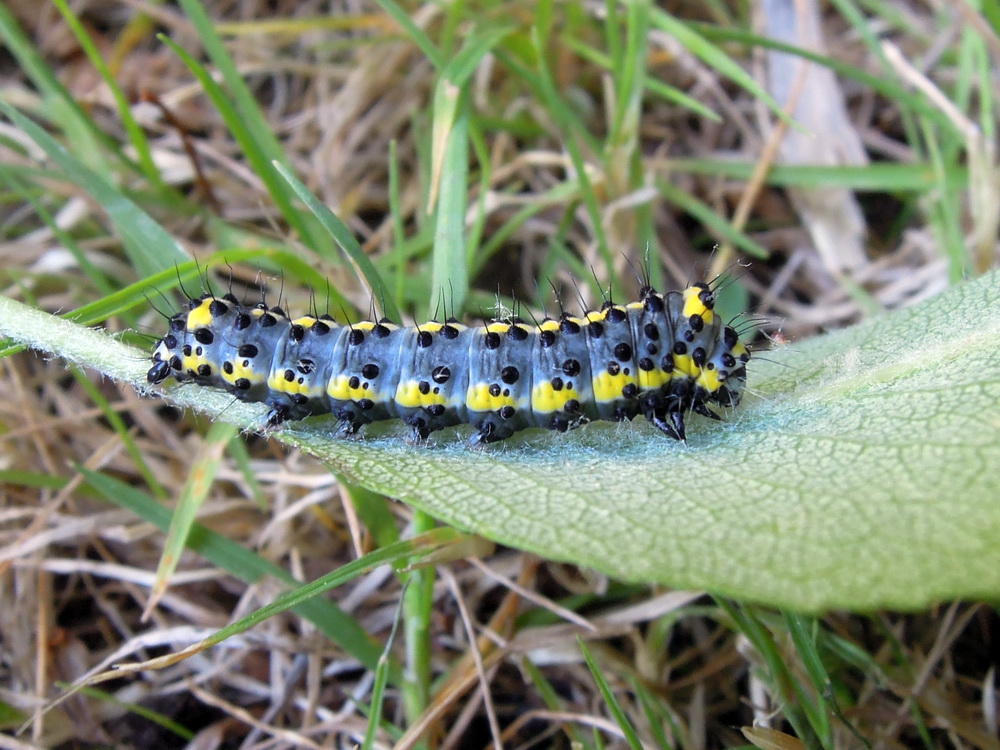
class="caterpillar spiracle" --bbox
[147,280,751,445]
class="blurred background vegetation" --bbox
[1,0,998,747]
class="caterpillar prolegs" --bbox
[147,280,750,445]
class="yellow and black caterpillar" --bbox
[148,281,750,444]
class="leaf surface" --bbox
[3,271,998,611]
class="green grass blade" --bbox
[561,34,720,122]
[189,528,460,653]
[173,0,305,174]
[785,613,834,745]
[430,96,470,318]
[372,0,444,68]
[273,162,401,323]
[0,101,188,277]
[656,178,770,258]
[158,36,328,256]
[666,159,967,191]
[529,23,613,270]
[362,592,406,750]
[426,25,512,316]
[650,10,794,128]
[608,0,649,149]
[78,466,393,675]
[691,20,948,136]
[71,368,167,500]
[578,635,644,749]
[51,0,165,191]
[0,3,120,163]
[0,167,116,296]
[146,422,236,614]
[717,601,816,743]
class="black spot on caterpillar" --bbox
[147,281,751,445]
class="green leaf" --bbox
[2,270,999,612]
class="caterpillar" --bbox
[147,280,750,445]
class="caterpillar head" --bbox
[148,312,188,384]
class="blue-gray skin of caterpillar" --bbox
[147,284,750,444]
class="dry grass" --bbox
[1,1,998,748]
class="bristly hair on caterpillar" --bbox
[147,276,751,446]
